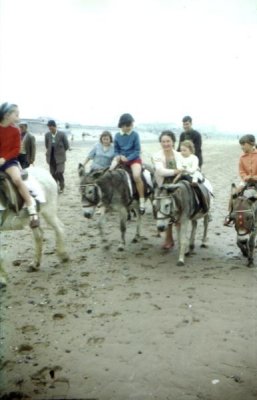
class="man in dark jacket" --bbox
[178,116,203,168]
[45,120,69,193]
[18,122,36,168]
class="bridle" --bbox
[80,183,102,208]
[233,197,256,236]
[154,192,180,223]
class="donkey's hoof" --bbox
[177,260,185,266]
[132,237,139,243]
[60,253,69,263]
[247,261,254,268]
[118,244,125,252]
[0,276,7,288]
[27,263,40,273]
[200,243,208,248]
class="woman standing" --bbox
[0,102,39,227]
[83,131,114,171]
[152,130,182,249]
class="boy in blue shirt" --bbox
[110,113,145,214]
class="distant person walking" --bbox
[18,122,36,168]
[83,131,114,171]
[45,120,69,193]
[178,116,203,168]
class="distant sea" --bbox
[32,126,240,143]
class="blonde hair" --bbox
[180,140,195,154]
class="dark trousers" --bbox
[18,154,29,169]
[50,152,65,190]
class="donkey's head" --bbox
[231,183,257,235]
[154,184,181,232]
[78,166,103,219]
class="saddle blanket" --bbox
[125,169,153,198]
[0,169,46,211]
[24,172,46,203]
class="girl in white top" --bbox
[177,140,203,183]
[178,140,213,194]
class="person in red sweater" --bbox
[224,134,257,226]
[0,102,39,228]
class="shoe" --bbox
[223,216,233,227]
[29,214,40,229]
[162,242,174,250]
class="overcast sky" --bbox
[0,0,257,132]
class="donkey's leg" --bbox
[98,207,110,250]
[237,237,248,258]
[132,207,141,243]
[177,220,189,266]
[189,220,197,252]
[118,207,128,251]
[247,233,255,267]
[42,211,69,263]
[200,215,209,248]
[29,227,44,270]
[0,252,7,287]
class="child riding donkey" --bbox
[224,134,257,226]
[110,113,146,214]
[0,102,39,228]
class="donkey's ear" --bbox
[78,163,85,177]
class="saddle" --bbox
[119,164,154,199]
[179,179,210,216]
[191,182,210,215]
[0,172,24,213]
[0,170,43,215]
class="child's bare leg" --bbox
[131,163,145,212]
[131,164,144,196]
[6,166,33,205]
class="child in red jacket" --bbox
[0,102,39,227]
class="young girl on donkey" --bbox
[0,102,39,228]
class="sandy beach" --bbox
[0,137,257,400]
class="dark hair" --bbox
[239,134,256,146]
[180,139,195,154]
[47,119,57,127]
[118,113,134,128]
[159,130,176,143]
[182,115,192,124]
[100,130,113,143]
[0,102,18,122]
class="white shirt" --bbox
[177,154,199,174]
[152,150,183,187]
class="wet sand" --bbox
[0,138,257,400]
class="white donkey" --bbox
[0,167,69,287]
